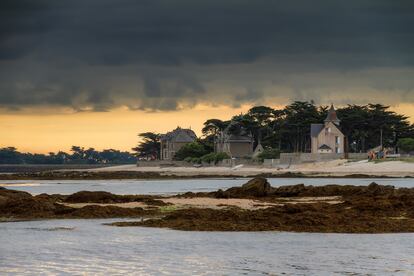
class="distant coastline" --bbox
[0,159,413,180]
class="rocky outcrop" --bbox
[215,177,274,198]
[0,188,156,220]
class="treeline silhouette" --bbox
[0,146,137,164]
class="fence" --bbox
[280,153,367,164]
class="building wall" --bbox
[227,142,253,158]
[311,122,344,154]
[280,152,367,164]
[161,141,194,160]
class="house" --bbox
[215,123,254,158]
[311,104,345,154]
[252,142,264,158]
[160,127,197,160]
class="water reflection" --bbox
[1,219,413,275]
[1,178,413,195]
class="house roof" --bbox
[226,134,252,143]
[318,144,332,150]
[324,104,340,125]
[160,127,197,142]
[311,124,324,137]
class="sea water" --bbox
[1,178,414,275]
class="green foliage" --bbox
[173,142,208,160]
[397,138,414,153]
[200,152,216,163]
[190,157,201,164]
[215,152,230,162]
[257,148,280,161]
[184,157,193,163]
[200,152,230,164]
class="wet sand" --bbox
[2,177,414,233]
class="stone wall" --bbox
[136,160,189,167]
[280,153,367,164]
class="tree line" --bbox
[0,146,137,164]
[134,101,414,159]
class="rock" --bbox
[240,177,273,197]
[273,184,306,197]
[0,189,32,200]
[65,191,122,203]
[217,177,273,198]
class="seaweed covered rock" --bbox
[0,187,157,220]
[273,184,306,197]
[66,205,147,218]
[65,191,122,203]
[216,177,273,198]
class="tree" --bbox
[201,119,229,150]
[278,101,322,152]
[397,138,414,153]
[173,142,208,160]
[202,119,228,137]
[132,132,161,159]
[257,148,280,161]
[337,104,414,152]
[0,147,23,164]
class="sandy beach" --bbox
[85,159,414,178]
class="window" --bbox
[335,136,340,144]
[335,147,340,153]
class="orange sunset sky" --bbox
[1,103,413,154]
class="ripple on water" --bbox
[1,219,414,275]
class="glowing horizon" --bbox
[1,103,412,154]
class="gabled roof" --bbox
[160,127,197,142]
[311,124,324,137]
[324,104,340,125]
[318,144,332,150]
[226,134,252,143]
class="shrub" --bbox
[257,148,280,161]
[191,157,201,164]
[214,152,230,163]
[173,142,208,160]
[184,157,192,163]
[397,138,414,153]
[200,152,230,164]
[201,152,216,163]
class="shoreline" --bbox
[2,177,414,233]
[0,171,410,180]
[2,159,414,180]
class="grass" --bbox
[158,205,179,213]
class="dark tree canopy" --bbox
[200,101,414,154]
[0,147,136,164]
[132,132,161,159]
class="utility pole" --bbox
[380,128,383,149]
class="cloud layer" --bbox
[1,0,414,111]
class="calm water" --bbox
[1,178,414,275]
[1,177,413,195]
[1,219,414,275]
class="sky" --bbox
[1,0,414,153]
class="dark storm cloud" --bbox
[0,0,413,111]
